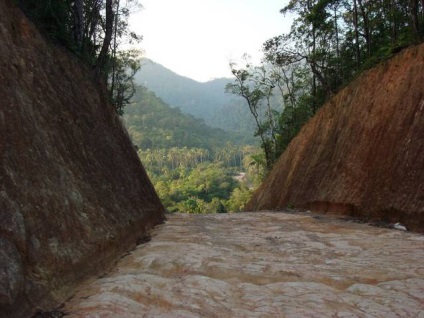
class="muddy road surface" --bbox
[64,212,424,317]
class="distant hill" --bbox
[124,86,255,149]
[134,59,256,135]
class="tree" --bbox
[227,0,420,171]
[108,49,141,115]
[96,0,114,77]
[19,0,142,113]
[226,58,277,169]
[352,0,361,68]
[72,0,84,48]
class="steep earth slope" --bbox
[247,44,424,232]
[0,1,165,317]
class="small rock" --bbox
[393,223,407,231]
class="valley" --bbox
[123,86,263,213]
[2,1,424,317]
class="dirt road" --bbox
[64,212,424,317]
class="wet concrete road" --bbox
[64,212,424,317]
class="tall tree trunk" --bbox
[353,0,361,69]
[311,2,317,114]
[265,88,277,162]
[309,60,333,99]
[110,0,120,101]
[409,0,419,39]
[73,0,84,49]
[333,4,341,83]
[96,0,114,79]
[357,0,371,56]
[306,0,318,114]
[334,6,340,59]
[421,0,424,39]
[84,0,101,55]
[391,0,397,44]
[421,0,424,20]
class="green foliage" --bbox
[18,0,73,46]
[216,201,228,213]
[226,186,252,212]
[182,198,204,214]
[124,86,254,150]
[226,58,284,169]
[141,158,253,214]
[122,86,262,213]
[277,97,313,151]
[134,59,257,138]
[108,49,142,115]
[228,0,424,171]
[18,0,142,114]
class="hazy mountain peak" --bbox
[134,59,255,134]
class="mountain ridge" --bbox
[134,58,257,135]
[124,86,254,149]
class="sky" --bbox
[129,0,292,82]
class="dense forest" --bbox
[227,0,424,169]
[124,87,265,213]
[125,87,254,149]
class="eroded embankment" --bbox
[0,1,165,316]
[64,212,424,317]
[246,44,424,232]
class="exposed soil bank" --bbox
[246,44,424,232]
[0,2,165,316]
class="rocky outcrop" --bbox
[0,1,165,317]
[246,44,424,232]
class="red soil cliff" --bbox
[0,2,165,317]
[246,44,424,232]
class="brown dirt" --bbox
[0,1,165,317]
[246,44,424,232]
[63,213,424,317]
